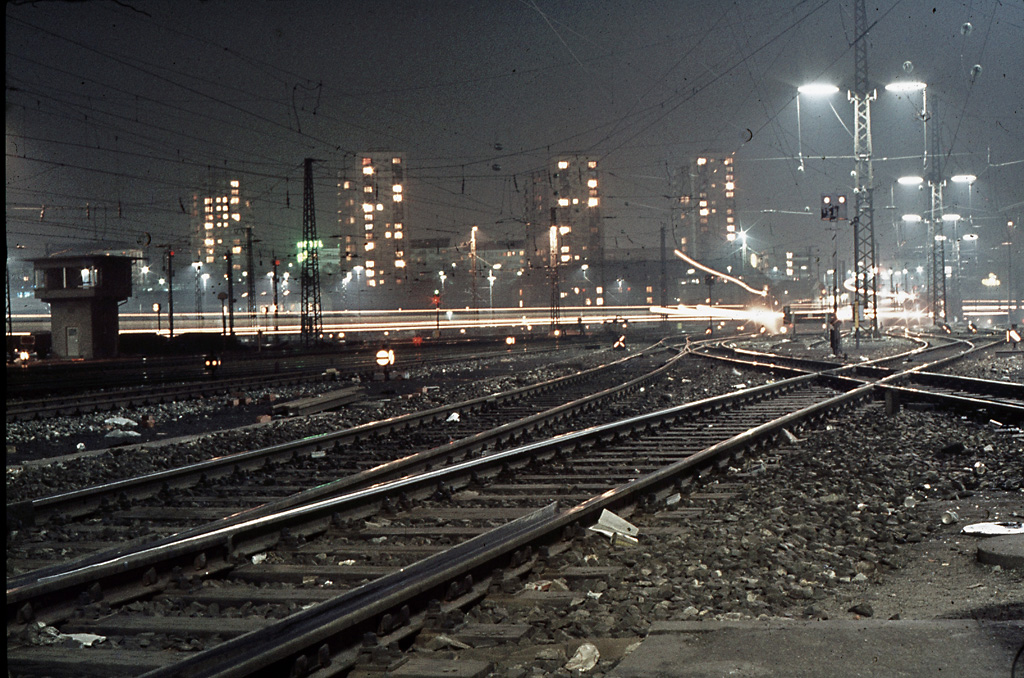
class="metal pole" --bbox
[226,249,235,336]
[272,255,280,332]
[167,249,174,338]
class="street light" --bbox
[795,83,840,171]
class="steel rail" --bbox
[5,343,563,421]
[6,367,823,628]
[7,346,648,528]
[132,376,874,677]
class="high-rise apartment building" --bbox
[524,155,605,307]
[337,153,407,290]
[192,177,251,267]
[678,156,738,267]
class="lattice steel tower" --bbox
[927,100,946,324]
[849,0,878,338]
[300,158,323,345]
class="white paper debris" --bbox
[565,642,600,671]
[962,522,1024,536]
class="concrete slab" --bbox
[609,620,1024,678]
[978,535,1024,570]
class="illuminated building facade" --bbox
[678,156,738,267]
[337,153,407,291]
[524,155,605,307]
[190,176,254,319]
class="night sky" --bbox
[6,0,1023,271]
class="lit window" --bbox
[393,194,403,202]
[558,198,570,207]
[394,223,402,229]
[343,181,351,190]
[204,238,214,246]
[365,213,373,221]
[588,160,597,169]
[365,223,374,230]
[572,198,579,205]
[385,232,392,239]
[559,226,571,235]
[392,157,401,164]
[362,157,372,165]
[363,166,374,175]
[588,197,599,207]
[395,260,405,268]
[727,224,735,232]
[697,157,707,165]
[699,200,708,207]
[204,197,212,205]
[362,203,374,213]
[365,242,375,251]
[558,160,569,169]
[230,180,239,188]
[364,185,373,193]
[230,197,239,205]
[231,213,240,221]
[700,208,710,216]
[376,204,383,211]
[725,191,734,198]
[727,233,737,241]
[204,223,213,230]
[725,182,735,190]
[392,184,402,193]
[587,179,597,188]
[232,245,242,254]
[366,260,375,268]
[395,232,403,239]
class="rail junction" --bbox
[6,329,1022,677]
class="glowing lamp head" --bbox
[798,84,840,96]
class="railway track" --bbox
[6,341,564,422]
[697,332,1023,424]
[7,342,680,575]
[7,334,1019,677]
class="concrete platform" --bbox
[978,535,1024,570]
[609,620,1024,678]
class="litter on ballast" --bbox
[104,416,138,427]
[589,509,640,546]
[565,642,600,671]
[251,553,268,565]
[65,633,106,647]
[962,522,1024,536]
[446,412,460,423]
[104,430,141,439]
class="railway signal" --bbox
[820,194,848,222]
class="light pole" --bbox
[192,262,203,328]
[941,213,962,322]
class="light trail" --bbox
[673,250,768,297]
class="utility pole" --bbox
[548,221,560,333]
[245,225,256,328]
[225,248,236,336]
[659,225,668,309]
[850,0,877,340]
[272,253,280,332]
[194,262,203,328]
[470,225,479,316]
[167,248,174,338]
[300,158,323,346]
[928,99,946,324]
